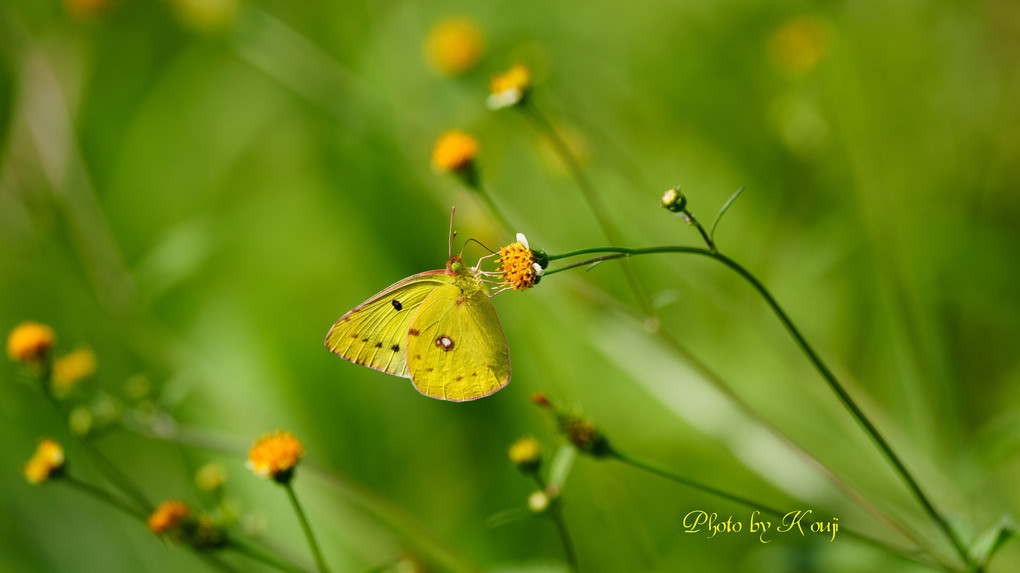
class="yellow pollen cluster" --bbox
[7,322,55,364]
[496,241,539,290]
[247,430,305,479]
[425,18,484,76]
[53,349,96,392]
[490,64,531,96]
[432,130,479,173]
[22,439,65,484]
[147,500,191,534]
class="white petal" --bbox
[516,233,530,249]
[533,263,544,277]
[486,88,523,110]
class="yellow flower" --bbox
[770,16,828,74]
[22,439,66,484]
[488,64,531,109]
[495,233,545,291]
[425,17,484,76]
[195,462,227,491]
[7,322,55,364]
[52,348,96,394]
[171,0,239,31]
[247,430,305,482]
[147,500,191,534]
[431,130,479,174]
[63,0,110,19]
[508,437,541,471]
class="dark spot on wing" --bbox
[391,344,400,352]
[361,337,369,342]
[434,335,455,352]
[408,328,420,337]
[391,300,403,311]
[374,342,382,348]
[455,376,462,381]
[414,354,422,359]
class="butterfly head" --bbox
[447,254,470,277]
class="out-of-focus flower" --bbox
[431,130,479,174]
[52,349,96,395]
[196,462,227,491]
[247,430,305,483]
[528,490,550,513]
[22,439,66,484]
[508,437,542,472]
[147,500,192,535]
[63,0,110,19]
[425,17,484,76]
[7,322,55,365]
[770,16,828,74]
[171,0,239,31]
[487,64,531,109]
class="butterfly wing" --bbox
[406,283,510,401]
[325,271,453,377]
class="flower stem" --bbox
[62,475,148,521]
[520,102,653,316]
[529,474,579,572]
[283,482,330,573]
[227,535,307,573]
[546,245,972,568]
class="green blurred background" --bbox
[2,0,1019,571]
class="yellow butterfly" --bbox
[324,213,510,401]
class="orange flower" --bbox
[425,18,484,76]
[431,130,479,174]
[147,500,191,534]
[247,430,305,482]
[7,322,55,364]
[496,234,544,291]
[22,439,65,484]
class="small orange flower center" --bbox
[247,430,305,479]
[147,500,191,534]
[432,130,479,173]
[496,240,539,290]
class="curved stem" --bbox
[546,245,972,568]
[284,482,330,573]
[62,475,148,521]
[528,474,578,571]
[227,535,307,573]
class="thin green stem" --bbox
[520,102,653,315]
[682,208,716,253]
[227,535,307,573]
[546,245,971,568]
[527,473,578,572]
[62,475,148,521]
[41,385,153,513]
[474,182,514,233]
[283,482,330,573]
[607,448,950,572]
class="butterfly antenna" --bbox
[448,206,457,259]
[463,238,496,255]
